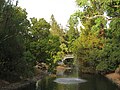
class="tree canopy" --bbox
[72,0,120,73]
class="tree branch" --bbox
[0,34,16,44]
[85,15,111,20]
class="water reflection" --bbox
[36,74,119,90]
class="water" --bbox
[54,78,87,84]
[36,73,119,90]
[16,55,120,90]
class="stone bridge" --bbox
[56,54,74,75]
[57,54,74,65]
[62,54,74,62]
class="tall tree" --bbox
[66,15,80,52]
[50,14,65,43]
[27,17,61,72]
[28,18,50,62]
[0,0,31,81]
[72,0,120,73]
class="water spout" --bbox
[54,78,87,84]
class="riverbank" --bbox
[106,73,120,88]
[0,72,47,90]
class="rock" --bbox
[34,62,48,75]
[0,73,47,90]
[56,66,66,76]
[0,80,10,87]
[34,65,42,75]
[106,73,120,88]
[115,65,120,75]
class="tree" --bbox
[0,0,31,81]
[27,17,62,72]
[72,0,120,73]
[49,15,68,67]
[50,14,65,43]
[66,15,80,52]
[27,18,50,63]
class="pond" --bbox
[36,72,119,90]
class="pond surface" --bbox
[36,72,119,90]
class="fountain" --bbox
[54,54,87,84]
[54,78,87,84]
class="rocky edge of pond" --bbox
[106,73,120,88]
[0,62,48,90]
[106,66,120,88]
[0,72,47,90]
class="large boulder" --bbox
[115,65,120,75]
[56,66,66,76]
[34,62,48,75]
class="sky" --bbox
[18,0,78,28]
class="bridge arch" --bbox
[62,54,74,62]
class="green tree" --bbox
[72,0,120,73]
[28,18,50,62]
[27,17,61,72]
[0,0,31,81]
[49,15,68,67]
[66,15,80,52]
[50,14,65,43]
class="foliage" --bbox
[50,14,65,43]
[27,18,50,62]
[0,0,32,81]
[0,1,62,80]
[66,15,80,52]
[49,14,70,69]
[72,0,120,73]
